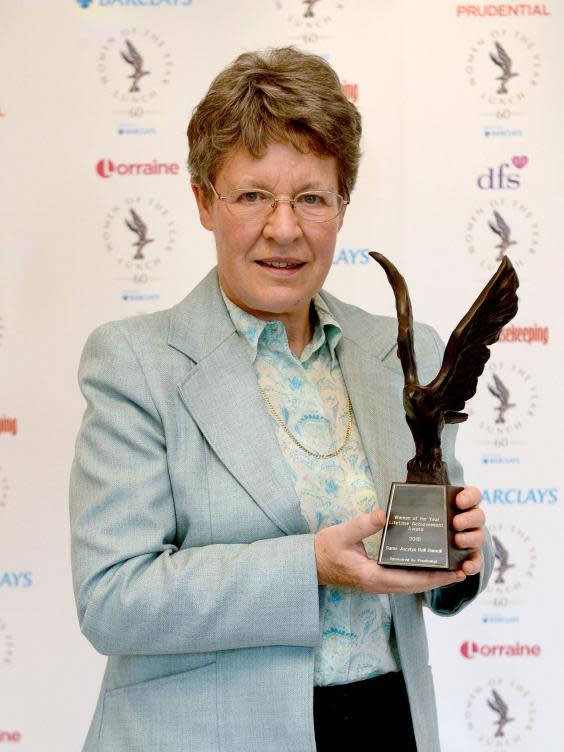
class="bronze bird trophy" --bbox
[370,251,519,570]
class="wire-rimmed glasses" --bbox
[210,185,348,222]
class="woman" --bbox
[70,47,492,752]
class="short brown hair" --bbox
[187,47,362,200]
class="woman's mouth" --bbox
[256,259,305,272]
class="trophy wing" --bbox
[369,251,418,385]
[427,256,519,416]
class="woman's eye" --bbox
[240,191,265,203]
[298,193,324,206]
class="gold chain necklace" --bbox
[258,386,353,460]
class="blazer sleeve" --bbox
[69,322,320,656]
[418,324,494,615]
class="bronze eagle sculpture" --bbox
[369,251,519,485]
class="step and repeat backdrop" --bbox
[0,1,562,750]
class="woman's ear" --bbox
[191,183,214,231]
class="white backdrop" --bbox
[0,1,562,750]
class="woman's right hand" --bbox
[314,510,466,594]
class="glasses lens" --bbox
[223,189,273,217]
[294,192,343,221]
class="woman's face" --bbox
[192,142,345,330]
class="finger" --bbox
[338,509,386,546]
[455,529,486,551]
[460,550,483,576]
[455,486,482,510]
[453,507,485,532]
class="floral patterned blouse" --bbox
[222,288,400,686]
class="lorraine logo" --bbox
[274,0,347,45]
[465,678,536,746]
[466,28,541,115]
[476,157,527,191]
[460,640,541,659]
[0,618,15,668]
[465,197,539,275]
[481,522,536,621]
[103,196,177,287]
[98,28,172,119]
[76,0,92,7]
[0,467,9,512]
[96,159,180,178]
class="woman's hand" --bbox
[452,486,486,577]
[314,487,486,594]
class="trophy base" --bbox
[377,483,468,571]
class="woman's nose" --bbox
[262,200,303,244]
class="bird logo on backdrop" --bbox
[125,209,154,260]
[487,690,514,738]
[121,40,151,93]
[488,210,517,262]
[488,373,516,424]
[303,0,321,17]
[489,42,519,95]
[492,535,515,585]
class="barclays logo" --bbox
[482,487,558,505]
[482,455,520,465]
[0,572,32,589]
[100,0,192,5]
[121,291,160,302]
[80,0,192,6]
[333,248,370,265]
[482,614,520,624]
[484,128,524,138]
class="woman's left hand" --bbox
[453,486,486,577]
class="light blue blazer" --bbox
[70,268,493,752]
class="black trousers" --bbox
[313,671,418,750]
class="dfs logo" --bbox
[477,156,528,190]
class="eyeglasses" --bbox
[210,185,348,222]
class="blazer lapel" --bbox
[320,290,409,510]
[170,270,307,536]
[337,337,407,510]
